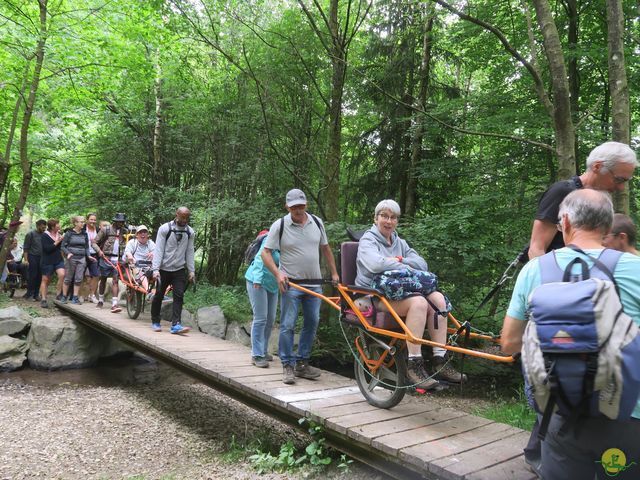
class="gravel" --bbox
[0,370,391,480]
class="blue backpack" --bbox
[522,247,640,440]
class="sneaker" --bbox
[96,301,104,308]
[406,357,440,390]
[265,353,274,362]
[22,292,31,299]
[252,356,269,368]
[88,294,98,304]
[151,323,162,332]
[294,360,321,379]
[71,296,82,305]
[59,296,68,304]
[111,305,122,313]
[56,294,64,301]
[40,299,49,309]
[432,355,467,384]
[283,364,295,384]
[33,296,41,302]
[170,324,191,335]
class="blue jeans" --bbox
[279,285,322,366]
[246,281,278,358]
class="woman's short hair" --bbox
[374,199,401,217]
[47,218,59,231]
[611,213,637,245]
[72,215,85,225]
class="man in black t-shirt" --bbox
[528,141,638,260]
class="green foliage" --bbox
[183,282,251,324]
[474,386,537,431]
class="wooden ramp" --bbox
[56,302,535,480]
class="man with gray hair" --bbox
[262,189,339,385]
[528,141,637,259]
[502,189,640,479]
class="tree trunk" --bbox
[565,0,580,175]
[605,0,630,213]
[0,60,31,198]
[405,5,435,217]
[0,0,47,272]
[532,0,576,180]
[324,0,345,222]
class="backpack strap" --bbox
[538,251,565,284]
[278,213,324,245]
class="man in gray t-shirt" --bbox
[262,189,339,385]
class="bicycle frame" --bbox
[288,281,515,364]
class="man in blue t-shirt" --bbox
[503,189,640,480]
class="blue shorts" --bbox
[98,257,119,278]
[42,261,65,277]
[86,254,99,277]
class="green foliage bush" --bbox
[184,282,252,325]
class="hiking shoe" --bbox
[111,305,122,313]
[432,355,467,384]
[88,294,98,304]
[170,324,191,335]
[265,353,274,362]
[406,357,440,390]
[151,323,162,332]
[96,301,104,308]
[283,364,295,384]
[294,360,321,379]
[71,296,82,305]
[252,356,269,368]
[40,299,49,309]
[22,292,31,299]
[59,296,68,304]
[56,294,64,301]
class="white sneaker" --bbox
[89,294,98,304]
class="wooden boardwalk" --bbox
[56,302,535,480]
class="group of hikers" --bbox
[243,141,640,479]
[2,140,638,478]
[7,207,196,335]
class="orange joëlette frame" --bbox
[288,281,515,364]
[101,256,148,294]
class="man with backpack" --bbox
[150,207,195,334]
[502,189,640,480]
[92,213,129,313]
[261,189,339,384]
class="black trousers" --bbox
[150,268,186,326]
[26,255,42,298]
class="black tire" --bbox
[354,331,406,409]
[8,286,15,298]
[126,287,143,319]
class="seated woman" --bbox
[122,225,155,293]
[355,199,466,389]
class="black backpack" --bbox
[243,233,268,265]
[277,214,323,244]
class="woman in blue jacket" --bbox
[245,230,280,368]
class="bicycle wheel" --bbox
[353,331,406,409]
[126,287,143,319]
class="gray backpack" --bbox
[522,247,640,440]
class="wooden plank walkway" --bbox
[56,302,535,480]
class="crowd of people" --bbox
[5,208,196,335]
[2,140,639,479]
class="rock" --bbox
[195,306,227,338]
[101,338,134,359]
[159,301,195,328]
[224,322,252,347]
[0,336,27,371]
[26,316,106,370]
[0,306,32,336]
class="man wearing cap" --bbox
[92,213,129,313]
[262,189,339,384]
[123,225,155,293]
[151,207,195,335]
[22,219,46,301]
